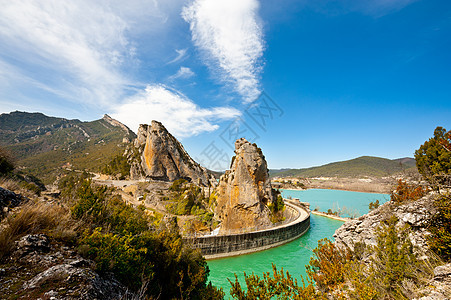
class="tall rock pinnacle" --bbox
[215,138,275,232]
[127,120,214,186]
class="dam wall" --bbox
[183,202,310,259]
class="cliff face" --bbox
[127,121,214,186]
[215,138,275,232]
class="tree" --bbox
[0,146,14,175]
[415,126,451,187]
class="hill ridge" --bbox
[271,156,416,178]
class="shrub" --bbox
[369,199,380,211]
[229,264,321,300]
[169,178,187,192]
[429,193,451,261]
[415,126,451,186]
[82,227,221,299]
[0,146,14,175]
[102,154,130,180]
[390,179,427,204]
[306,238,349,292]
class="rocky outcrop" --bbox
[415,263,451,300]
[1,234,132,299]
[333,193,438,255]
[102,114,135,141]
[0,187,25,218]
[215,138,275,232]
[127,120,215,186]
[333,193,451,298]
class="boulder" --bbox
[215,138,275,232]
[0,187,24,217]
[22,259,130,299]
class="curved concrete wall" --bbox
[183,202,310,259]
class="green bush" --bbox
[429,193,451,261]
[102,154,130,179]
[415,126,451,186]
[0,146,14,175]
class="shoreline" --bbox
[279,187,389,195]
[310,210,350,222]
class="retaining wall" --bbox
[183,202,310,259]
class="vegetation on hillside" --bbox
[0,172,223,299]
[0,111,136,184]
[273,156,416,178]
[0,146,45,197]
[102,153,131,180]
[165,179,219,234]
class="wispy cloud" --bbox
[168,66,195,81]
[111,84,241,137]
[167,48,189,64]
[0,0,168,108]
[182,0,264,103]
[0,1,246,137]
[353,0,418,17]
[307,0,419,17]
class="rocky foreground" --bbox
[1,234,131,299]
[333,192,451,299]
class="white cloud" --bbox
[0,0,168,108]
[167,48,189,64]
[169,66,195,81]
[182,0,264,103]
[111,84,241,137]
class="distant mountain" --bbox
[0,111,136,183]
[392,157,416,168]
[271,156,416,178]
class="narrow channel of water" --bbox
[207,189,389,292]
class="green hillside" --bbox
[272,156,416,178]
[0,111,136,183]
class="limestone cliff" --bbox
[215,138,275,232]
[127,120,214,186]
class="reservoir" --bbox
[207,189,389,291]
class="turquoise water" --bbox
[207,189,389,293]
[281,188,389,217]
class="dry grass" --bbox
[0,178,20,192]
[0,200,73,260]
[0,177,38,198]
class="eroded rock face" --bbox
[215,138,275,232]
[127,121,214,186]
[333,193,438,256]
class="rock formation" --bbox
[333,193,451,299]
[333,193,437,256]
[215,138,275,232]
[127,120,214,186]
[1,234,132,299]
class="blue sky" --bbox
[0,0,450,170]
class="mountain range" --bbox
[270,156,417,178]
[0,111,418,184]
[0,111,135,183]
